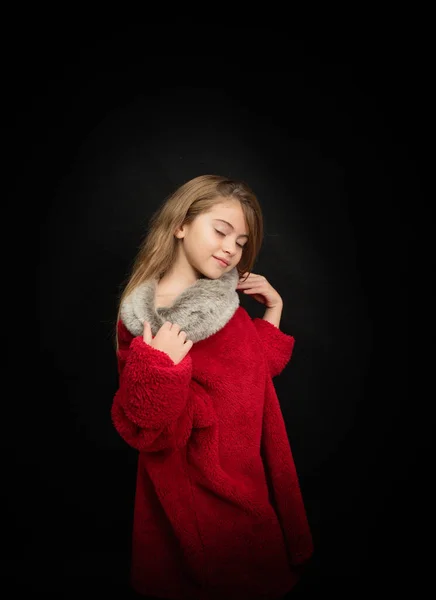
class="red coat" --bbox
[111,306,313,600]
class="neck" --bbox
[121,267,240,343]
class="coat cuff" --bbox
[252,318,295,378]
[120,336,193,429]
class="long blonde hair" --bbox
[115,174,264,349]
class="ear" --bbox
[174,224,186,239]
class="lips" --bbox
[214,256,229,267]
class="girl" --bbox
[111,175,313,600]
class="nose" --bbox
[221,240,238,256]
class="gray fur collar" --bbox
[120,267,240,343]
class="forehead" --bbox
[206,200,246,222]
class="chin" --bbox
[198,267,223,280]
[195,259,229,279]
[194,267,213,280]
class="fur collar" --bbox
[120,267,240,343]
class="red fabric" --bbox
[111,306,313,600]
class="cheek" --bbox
[190,233,214,255]
[203,234,216,250]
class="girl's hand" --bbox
[236,272,283,308]
[142,320,193,365]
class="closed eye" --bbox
[215,229,245,249]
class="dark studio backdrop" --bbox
[4,23,422,597]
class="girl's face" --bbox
[176,199,249,279]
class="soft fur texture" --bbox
[120,267,240,342]
[111,273,313,600]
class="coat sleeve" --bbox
[261,379,314,566]
[252,318,295,378]
[111,320,216,453]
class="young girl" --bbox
[111,175,313,600]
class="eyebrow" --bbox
[214,219,249,239]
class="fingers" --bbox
[161,321,180,331]
[238,273,265,285]
[170,323,190,344]
[142,320,151,344]
[147,320,189,339]
[161,321,188,339]
[240,272,263,279]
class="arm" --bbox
[252,317,295,378]
[261,379,314,566]
[262,301,283,328]
[111,320,216,453]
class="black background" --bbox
[4,22,423,598]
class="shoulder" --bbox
[235,305,252,321]
[117,319,135,345]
